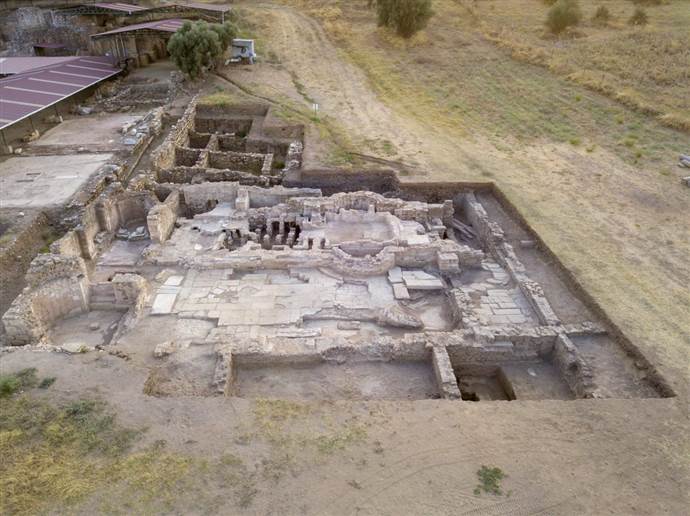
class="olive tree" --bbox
[167,20,237,79]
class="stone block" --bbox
[151,293,178,314]
[393,283,410,300]
[388,266,403,283]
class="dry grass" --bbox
[467,0,690,131]
[0,389,260,514]
[198,90,241,107]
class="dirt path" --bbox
[235,3,510,177]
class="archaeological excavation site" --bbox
[1,98,674,404]
[1,1,688,513]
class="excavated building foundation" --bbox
[2,99,674,403]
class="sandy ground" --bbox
[1,349,688,515]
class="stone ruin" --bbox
[2,98,674,403]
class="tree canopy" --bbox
[167,20,237,79]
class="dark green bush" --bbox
[545,0,582,34]
[376,0,434,39]
[0,368,38,397]
[168,20,237,79]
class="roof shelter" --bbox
[60,2,231,22]
[58,2,150,16]
[0,56,121,132]
[91,18,188,37]
[0,57,81,76]
[90,19,190,66]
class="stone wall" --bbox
[111,273,150,309]
[0,211,51,317]
[2,254,89,346]
[151,98,196,172]
[175,147,202,167]
[195,103,269,119]
[0,7,95,57]
[284,168,399,194]
[147,190,180,243]
[207,150,268,173]
[159,166,278,186]
[195,118,253,135]
[49,230,82,258]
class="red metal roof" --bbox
[93,2,149,13]
[0,57,79,75]
[65,2,232,15]
[91,18,190,38]
[0,57,121,131]
[173,2,232,13]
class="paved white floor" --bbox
[0,154,113,208]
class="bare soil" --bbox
[1,349,688,514]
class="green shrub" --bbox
[592,5,611,24]
[0,375,20,397]
[629,7,649,25]
[546,0,582,34]
[167,20,237,79]
[0,368,39,397]
[474,465,506,496]
[376,0,434,39]
[39,377,56,389]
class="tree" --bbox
[167,20,237,79]
[545,0,582,34]
[376,0,434,39]
[210,21,237,51]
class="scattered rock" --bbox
[519,239,536,249]
[679,154,690,168]
[22,130,40,143]
[62,342,92,354]
[682,176,690,187]
[154,340,177,358]
[109,349,131,360]
[76,105,93,116]
[88,322,101,331]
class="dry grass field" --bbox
[469,0,690,131]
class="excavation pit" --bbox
[4,99,672,404]
[454,360,575,402]
[231,360,440,401]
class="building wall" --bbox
[0,7,96,57]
